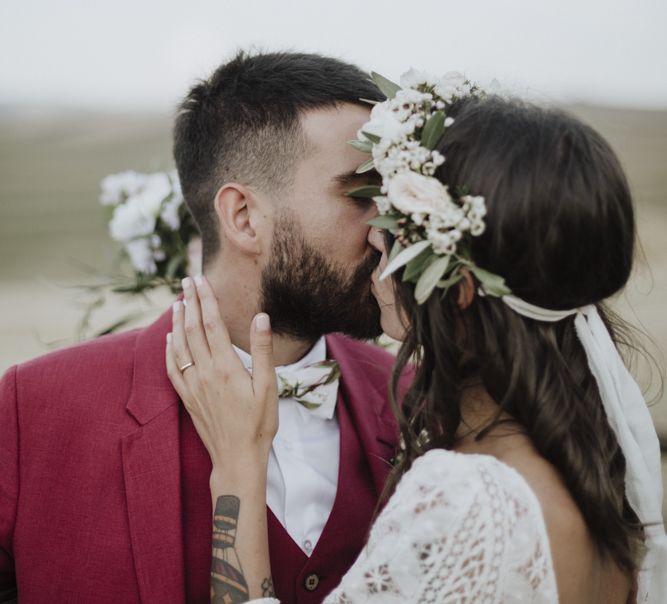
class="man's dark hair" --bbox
[173,51,384,267]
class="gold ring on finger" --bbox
[179,361,195,373]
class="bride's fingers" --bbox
[194,275,236,362]
[171,300,194,378]
[181,277,211,363]
[165,332,189,404]
[250,313,278,403]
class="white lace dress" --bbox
[257,449,559,603]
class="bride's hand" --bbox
[165,276,278,469]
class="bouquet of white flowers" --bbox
[100,169,198,290]
[74,169,199,338]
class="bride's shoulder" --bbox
[356,449,558,602]
[383,450,557,560]
[380,448,553,545]
[395,448,544,509]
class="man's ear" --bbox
[457,268,475,310]
[213,183,262,255]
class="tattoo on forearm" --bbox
[262,577,275,597]
[211,495,249,603]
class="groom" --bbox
[0,52,399,603]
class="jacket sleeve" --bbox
[0,366,18,599]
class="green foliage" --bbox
[421,111,446,150]
[360,131,381,144]
[349,139,373,153]
[355,158,375,174]
[402,249,435,282]
[345,185,383,198]
[370,72,401,99]
[367,215,400,230]
[382,240,431,278]
[415,255,451,303]
[388,239,403,262]
[469,265,511,297]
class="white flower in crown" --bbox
[347,69,511,303]
[400,68,439,90]
[461,195,487,235]
[373,195,392,215]
[390,88,433,123]
[386,172,454,217]
[435,71,471,101]
[362,101,414,144]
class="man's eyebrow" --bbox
[332,168,380,186]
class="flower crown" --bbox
[347,70,510,304]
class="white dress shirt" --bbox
[233,338,340,556]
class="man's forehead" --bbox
[297,104,372,179]
[300,103,371,149]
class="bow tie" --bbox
[276,360,340,420]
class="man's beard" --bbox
[259,213,382,341]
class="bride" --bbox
[165,77,666,603]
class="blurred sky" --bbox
[1,0,666,111]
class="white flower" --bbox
[109,198,157,241]
[362,101,414,144]
[387,172,454,216]
[462,195,487,224]
[159,194,182,231]
[463,194,486,210]
[108,172,172,241]
[458,217,471,232]
[169,170,182,197]
[411,212,426,226]
[373,195,391,214]
[151,234,166,261]
[427,228,458,256]
[124,238,157,275]
[131,172,172,217]
[100,170,145,206]
[392,88,432,107]
[400,68,438,89]
[435,71,467,100]
[470,221,486,236]
[429,205,464,230]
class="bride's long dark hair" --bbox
[386,96,646,574]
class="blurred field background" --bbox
[0,103,666,518]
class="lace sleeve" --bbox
[322,449,559,604]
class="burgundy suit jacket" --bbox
[0,307,399,603]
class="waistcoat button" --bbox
[304,573,320,591]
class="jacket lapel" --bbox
[121,308,185,604]
[119,320,401,601]
[326,335,399,495]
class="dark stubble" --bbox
[259,211,382,341]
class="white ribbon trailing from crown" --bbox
[481,289,667,602]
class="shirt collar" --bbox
[233,336,327,372]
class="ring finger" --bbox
[172,300,195,377]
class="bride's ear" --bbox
[457,268,475,310]
[213,183,262,255]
